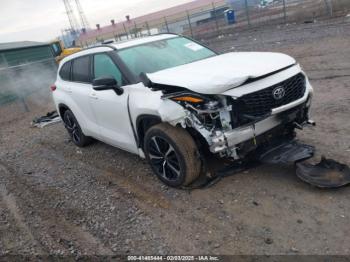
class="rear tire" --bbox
[144,123,201,187]
[63,110,92,147]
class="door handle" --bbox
[89,93,98,100]
[66,87,72,93]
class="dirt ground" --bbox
[0,17,350,257]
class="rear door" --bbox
[67,55,100,137]
[89,52,138,153]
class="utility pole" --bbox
[212,2,219,32]
[164,17,170,33]
[282,0,287,23]
[145,22,151,36]
[324,0,333,17]
[186,11,194,38]
[123,23,129,39]
[244,0,251,27]
[75,0,90,30]
[62,0,80,33]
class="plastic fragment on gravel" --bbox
[31,111,61,128]
[296,157,350,188]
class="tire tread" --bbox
[145,123,201,186]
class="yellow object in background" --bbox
[50,40,82,64]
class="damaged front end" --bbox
[142,71,350,189]
[162,92,239,157]
[141,69,314,161]
[162,91,313,162]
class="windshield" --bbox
[117,36,216,77]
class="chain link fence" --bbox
[79,0,350,46]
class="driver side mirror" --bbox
[92,76,124,95]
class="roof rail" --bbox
[100,44,117,50]
[71,44,117,55]
[152,32,181,37]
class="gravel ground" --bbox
[0,17,350,257]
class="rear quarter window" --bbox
[59,61,71,81]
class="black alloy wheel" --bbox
[64,112,81,144]
[63,110,92,147]
[144,123,201,187]
[148,136,181,182]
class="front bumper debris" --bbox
[296,157,350,188]
[195,139,350,190]
[258,140,350,188]
[259,140,315,164]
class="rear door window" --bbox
[72,56,91,83]
[59,61,71,81]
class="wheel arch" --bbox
[135,114,208,153]
[58,103,70,118]
[136,114,162,148]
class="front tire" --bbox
[63,110,92,147]
[144,123,201,187]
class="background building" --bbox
[0,41,57,107]
[0,41,56,68]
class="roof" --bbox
[0,41,49,52]
[79,0,226,41]
[112,34,177,49]
[60,34,178,66]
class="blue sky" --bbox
[0,0,192,42]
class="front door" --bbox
[89,53,138,154]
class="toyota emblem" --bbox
[272,86,286,100]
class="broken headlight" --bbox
[165,92,221,111]
[165,92,232,131]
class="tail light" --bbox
[50,85,57,91]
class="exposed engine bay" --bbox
[163,90,312,161]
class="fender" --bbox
[128,83,187,130]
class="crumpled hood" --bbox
[146,52,296,94]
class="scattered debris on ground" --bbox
[297,157,350,188]
[31,111,61,128]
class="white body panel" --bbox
[88,85,138,154]
[222,64,302,97]
[54,80,100,138]
[146,52,296,94]
[127,84,187,128]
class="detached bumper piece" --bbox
[258,140,350,188]
[258,140,314,164]
[296,157,350,188]
[187,140,350,190]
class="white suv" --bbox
[52,34,313,187]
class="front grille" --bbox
[239,73,306,117]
